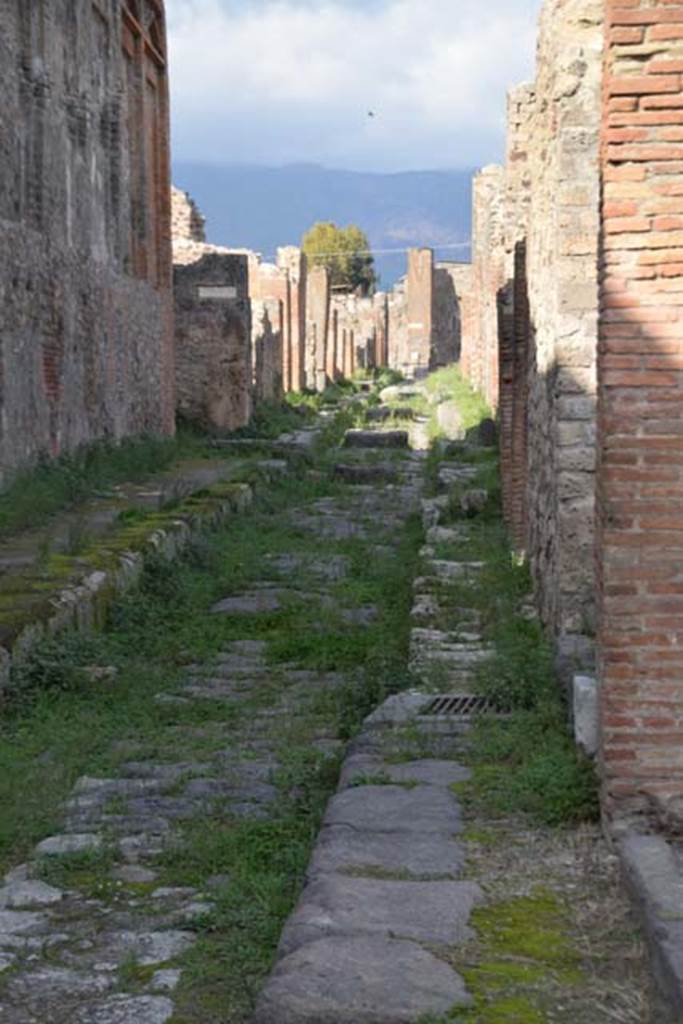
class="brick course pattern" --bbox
[598,0,683,828]
[0,0,174,482]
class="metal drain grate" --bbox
[420,694,495,718]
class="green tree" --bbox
[302,222,377,294]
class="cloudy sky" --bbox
[166,0,543,172]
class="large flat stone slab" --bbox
[343,430,409,450]
[279,874,481,955]
[308,825,465,878]
[324,785,461,835]
[253,935,471,1024]
[338,755,471,790]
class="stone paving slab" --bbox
[323,785,462,835]
[307,824,466,879]
[279,875,481,955]
[253,935,471,1024]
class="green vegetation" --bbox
[302,221,377,294]
[381,364,491,444]
[0,397,422,1021]
[423,364,491,431]
[0,429,207,541]
[421,447,599,827]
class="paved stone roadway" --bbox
[0,428,443,1024]
[253,456,492,1023]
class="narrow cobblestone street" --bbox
[0,393,653,1023]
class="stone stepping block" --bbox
[73,995,175,1023]
[117,762,211,782]
[332,463,398,485]
[323,785,461,835]
[265,553,350,582]
[292,515,369,541]
[253,935,471,1024]
[278,874,482,955]
[343,430,409,449]
[307,825,465,879]
[428,560,485,582]
[210,589,289,615]
[364,406,392,422]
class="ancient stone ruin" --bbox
[3,0,683,1018]
[458,0,683,834]
[0,0,175,483]
[170,185,463,427]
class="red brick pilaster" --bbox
[598,0,683,825]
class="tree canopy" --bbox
[302,222,377,295]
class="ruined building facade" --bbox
[0,0,174,481]
[170,185,463,430]
[462,0,683,830]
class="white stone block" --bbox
[573,674,599,758]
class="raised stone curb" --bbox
[253,688,478,1023]
[619,832,683,1023]
[0,480,253,695]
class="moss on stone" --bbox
[452,886,584,1022]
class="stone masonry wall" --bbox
[525,0,604,678]
[0,0,174,483]
[174,253,251,432]
[598,0,683,828]
[171,185,205,245]
[434,264,462,368]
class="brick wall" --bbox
[598,0,683,828]
[0,0,174,482]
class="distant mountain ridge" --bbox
[172,162,474,288]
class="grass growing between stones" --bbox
[0,404,423,1021]
[430,455,598,828]
[0,429,213,541]
[416,437,651,1023]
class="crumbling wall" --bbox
[0,0,174,483]
[306,267,331,391]
[597,0,683,827]
[171,185,206,245]
[466,166,506,410]
[174,253,251,432]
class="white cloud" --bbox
[166,0,542,171]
